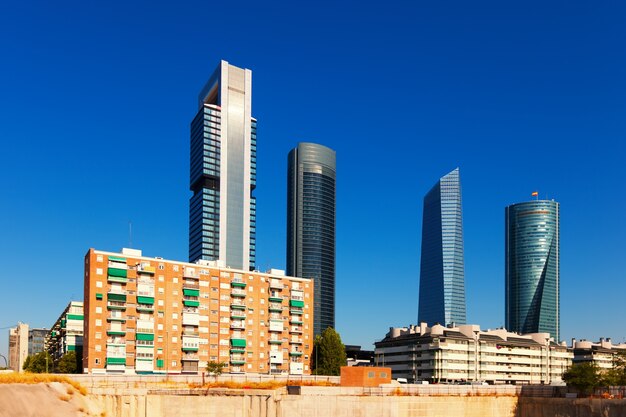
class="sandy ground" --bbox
[0,382,97,417]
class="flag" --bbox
[531,191,538,197]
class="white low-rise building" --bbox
[375,323,572,384]
[571,338,626,370]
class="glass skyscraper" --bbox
[505,200,560,341]
[418,168,466,327]
[189,60,256,270]
[287,143,336,336]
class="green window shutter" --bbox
[183,289,200,296]
[156,359,164,368]
[107,293,127,302]
[108,267,128,278]
[108,256,127,262]
[137,296,154,305]
[96,293,103,300]
[136,333,155,341]
[289,300,304,308]
[67,314,84,321]
[183,300,200,307]
[106,357,126,365]
[230,338,246,347]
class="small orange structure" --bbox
[340,366,392,387]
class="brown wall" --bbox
[340,366,392,387]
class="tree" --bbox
[23,352,53,373]
[563,362,602,395]
[311,327,347,376]
[206,361,226,377]
[57,351,79,374]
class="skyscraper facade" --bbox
[189,60,256,271]
[418,168,466,327]
[505,200,560,341]
[287,143,336,336]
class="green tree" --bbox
[311,327,347,376]
[23,352,53,373]
[57,351,79,374]
[563,362,602,395]
[601,350,626,386]
[206,361,226,376]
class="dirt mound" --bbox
[0,382,99,417]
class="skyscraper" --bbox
[287,143,336,336]
[505,199,560,341]
[189,60,256,270]
[418,168,466,327]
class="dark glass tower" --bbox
[287,143,336,336]
[189,61,256,270]
[418,168,466,326]
[505,200,560,341]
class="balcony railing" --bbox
[183,280,200,289]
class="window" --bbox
[96,268,103,275]
[95,319,102,326]
[380,372,387,378]
[368,372,375,378]
[95,307,102,313]
[95,293,103,300]
[95,358,101,365]
[96,255,103,262]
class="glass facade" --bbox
[505,200,560,341]
[189,61,256,270]
[418,168,466,326]
[287,143,336,336]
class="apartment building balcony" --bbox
[269,338,283,344]
[182,353,200,361]
[183,267,199,279]
[137,264,155,275]
[183,296,200,307]
[230,347,246,354]
[269,320,283,332]
[231,278,246,288]
[290,317,303,325]
[230,312,246,320]
[269,292,283,303]
[289,326,303,334]
[182,329,200,337]
[231,301,246,310]
[231,288,246,298]
[290,337,303,344]
[289,350,303,356]
[183,280,200,290]
[230,355,245,365]
[107,312,126,322]
[182,312,200,326]
[107,329,126,336]
[230,320,245,330]
[269,279,282,290]
[289,299,304,308]
[290,307,303,315]
[182,336,199,352]
[107,301,126,310]
[136,304,154,313]
[268,303,282,312]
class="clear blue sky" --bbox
[1,1,625,359]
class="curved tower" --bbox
[418,168,466,326]
[287,143,336,336]
[505,200,560,341]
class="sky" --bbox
[0,1,625,360]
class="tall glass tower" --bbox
[418,168,466,326]
[505,200,560,341]
[287,143,336,336]
[189,60,256,271]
